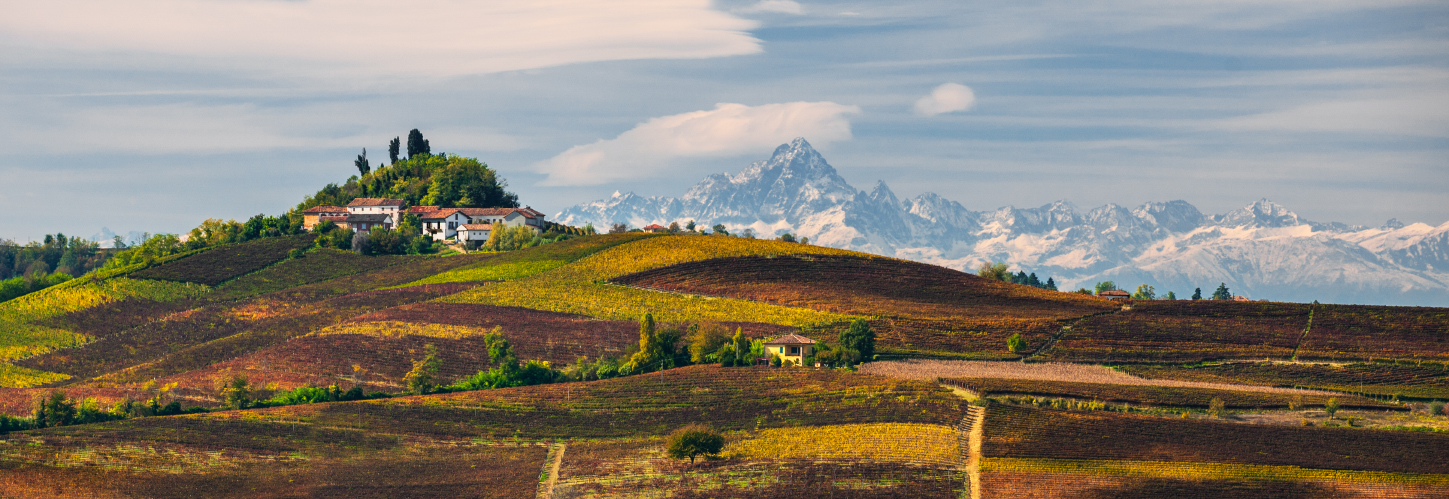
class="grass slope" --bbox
[130,234,317,286]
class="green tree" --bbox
[39,391,76,428]
[1325,397,1340,418]
[1164,291,1176,300]
[407,129,430,157]
[1131,284,1155,300]
[666,424,725,464]
[688,323,731,364]
[1211,283,1231,300]
[404,344,441,395]
[354,148,371,176]
[1006,333,1027,354]
[420,157,518,208]
[388,136,401,164]
[711,224,728,236]
[625,313,668,373]
[1208,397,1226,418]
[1094,281,1118,295]
[976,262,1010,281]
[220,375,251,410]
[839,319,876,362]
[1192,288,1202,300]
[1045,277,1058,291]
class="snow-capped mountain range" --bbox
[556,138,1449,306]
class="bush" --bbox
[1429,400,1444,416]
[666,424,725,464]
[1007,333,1027,354]
[1208,397,1226,418]
[839,319,876,362]
[1325,397,1340,417]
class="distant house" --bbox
[1232,295,1252,302]
[344,213,393,232]
[405,205,439,216]
[301,206,348,230]
[642,224,669,233]
[420,207,549,241]
[346,198,405,217]
[1099,290,1131,301]
[763,334,815,366]
[456,224,493,244]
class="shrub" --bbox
[404,344,441,394]
[1429,400,1444,416]
[840,319,876,362]
[666,424,725,464]
[1208,397,1226,418]
[1325,397,1340,418]
[1007,333,1027,354]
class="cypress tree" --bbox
[1192,288,1202,300]
[1212,283,1231,300]
[354,148,370,176]
[407,129,430,157]
[388,137,401,164]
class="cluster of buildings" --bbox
[301,198,549,243]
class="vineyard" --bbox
[1,232,1447,497]
[403,233,654,286]
[440,237,862,326]
[982,404,1449,474]
[130,234,317,286]
[941,377,1391,409]
[1040,307,1311,362]
[1121,361,1449,399]
[1297,304,1449,361]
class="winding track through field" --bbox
[867,360,1339,396]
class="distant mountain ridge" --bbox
[556,138,1449,306]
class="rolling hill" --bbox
[0,232,1446,498]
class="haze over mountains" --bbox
[557,139,1449,306]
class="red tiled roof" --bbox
[764,334,815,345]
[642,224,667,230]
[455,208,519,217]
[347,198,405,207]
[459,224,493,230]
[302,205,348,214]
[405,206,439,213]
[1099,290,1130,297]
[419,209,462,220]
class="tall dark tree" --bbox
[406,129,430,157]
[1045,277,1057,291]
[1211,283,1231,300]
[839,319,876,362]
[1027,272,1041,287]
[354,148,371,176]
[388,137,401,164]
[1192,288,1203,300]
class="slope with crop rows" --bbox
[130,234,317,286]
[207,247,410,300]
[441,235,862,326]
[1040,301,1314,362]
[982,404,1449,474]
[402,233,654,286]
[942,377,1391,409]
[1297,305,1449,361]
[1120,361,1449,399]
[612,254,1116,359]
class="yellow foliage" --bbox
[407,260,566,285]
[0,278,209,362]
[313,321,499,340]
[440,235,863,325]
[724,423,959,465]
[0,363,70,388]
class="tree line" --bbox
[1081,281,1237,301]
[976,262,1059,291]
[0,234,114,303]
[301,129,518,214]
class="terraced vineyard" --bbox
[1040,302,1313,362]
[1298,305,1449,361]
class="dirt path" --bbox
[866,359,1337,396]
[964,406,985,499]
[539,443,566,499]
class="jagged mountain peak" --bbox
[1213,198,1305,228]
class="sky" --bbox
[2,0,1446,242]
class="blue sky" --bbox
[2,0,1446,242]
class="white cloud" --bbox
[734,1,805,15]
[537,102,860,186]
[914,83,978,117]
[1,0,762,78]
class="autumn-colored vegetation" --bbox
[1121,361,1449,400]
[983,405,1449,474]
[942,377,1391,409]
[130,234,317,286]
[1298,304,1449,361]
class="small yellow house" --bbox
[763,334,815,366]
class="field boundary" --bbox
[1290,305,1317,361]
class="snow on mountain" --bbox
[555,138,1449,306]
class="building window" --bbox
[448,222,456,230]
[789,347,799,355]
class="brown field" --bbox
[863,360,1336,396]
[980,470,1442,499]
